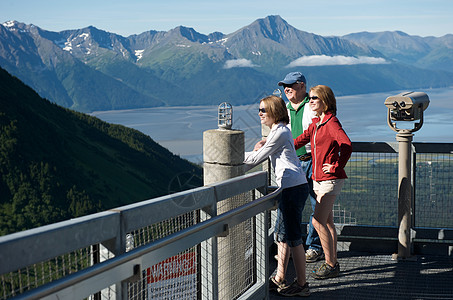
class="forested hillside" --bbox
[0,67,202,235]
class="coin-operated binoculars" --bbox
[384,91,430,260]
[385,91,430,133]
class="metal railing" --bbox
[314,142,453,255]
[1,142,453,299]
[333,142,453,228]
[0,171,279,300]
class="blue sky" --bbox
[1,0,452,37]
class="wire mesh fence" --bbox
[299,151,399,227]
[414,152,453,228]
[216,192,255,299]
[1,246,96,299]
[115,191,258,300]
[300,145,453,229]
[336,151,399,226]
[0,212,199,300]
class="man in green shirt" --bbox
[278,72,324,263]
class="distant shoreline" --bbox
[92,87,453,163]
[90,86,453,115]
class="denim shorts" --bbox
[274,183,309,247]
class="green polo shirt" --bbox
[287,97,310,156]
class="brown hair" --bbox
[260,95,289,125]
[310,85,337,115]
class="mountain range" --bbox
[1,15,452,112]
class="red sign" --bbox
[147,252,196,284]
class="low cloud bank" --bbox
[224,59,257,69]
[287,55,389,67]
[223,55,388,69]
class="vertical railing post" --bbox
[200,202,218,300]
[412,148,417,231]
[255,191,270,298]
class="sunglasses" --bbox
[308,96,320,100]
[258,108,266,113]
[282,82,300,89]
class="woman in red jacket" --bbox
[294,85,352,280]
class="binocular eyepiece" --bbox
[384,91,430,122]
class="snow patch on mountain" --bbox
[63,41,73,52]
[135,49,144,61]
[2,20,28,33]
[2,21,16,28]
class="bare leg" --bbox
[290,244,307,285]
[275,242,290,282]
[312,194,337,267]
[326,210,337,263]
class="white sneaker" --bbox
[306,248,324,263]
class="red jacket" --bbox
[294,112,352,182]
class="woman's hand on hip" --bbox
[322,163,334,173]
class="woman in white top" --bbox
[244,95,310,297]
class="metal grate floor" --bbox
[269,251,453,299]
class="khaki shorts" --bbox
[313,179,345,196]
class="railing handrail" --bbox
[14,176,280,300]
[0,171,268,275]
[351,141,453,153]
